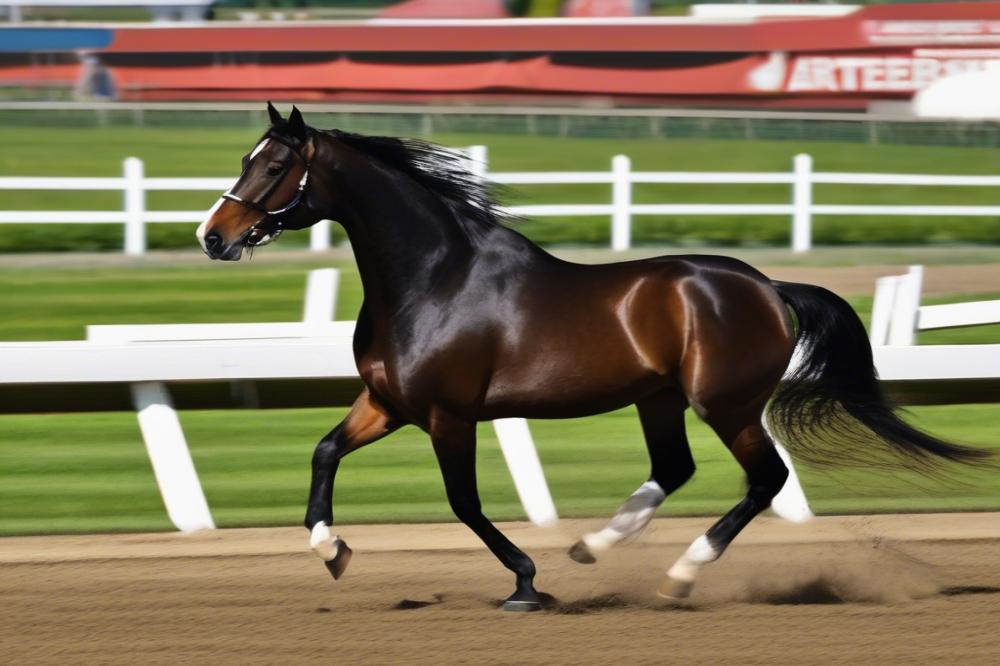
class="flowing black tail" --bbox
[768,281,988,472]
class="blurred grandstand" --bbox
[2,1,1000,120]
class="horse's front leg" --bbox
[305,388,399,579]
[430,410,546,611]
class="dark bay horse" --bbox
[198,104,986,611]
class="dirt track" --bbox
[2,514,999,665]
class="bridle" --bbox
[222,134,311,246]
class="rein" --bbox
[222,135,311,246]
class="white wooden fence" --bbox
[870,265,1000,382]
[4,148,1000,254]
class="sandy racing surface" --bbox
[2,514,999,665]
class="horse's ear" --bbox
[267,101,282,125]
[288,105,307,141]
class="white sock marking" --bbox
[666,534,719,583]
[309,522,340,562]
[581,480,667,554]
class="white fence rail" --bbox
[4,149,1000,254]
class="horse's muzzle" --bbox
[202,231,243,261]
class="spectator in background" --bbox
[73,53,116,100]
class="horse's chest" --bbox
[355,346,387,385]
[354,333,424,414]
[354,332,396,404]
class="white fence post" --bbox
[888,265,924,346]
[309,220,332,252]
[611,154,631,251]
[303,268,339,325]
[492,418,558,526]
[791,153,813,253]
[123,157,145,256]
[869,276,898,346]
[466,144,489,180]
[132,382,215,532]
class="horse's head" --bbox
[197,103,320,260]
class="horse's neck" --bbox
[329,159,475,315]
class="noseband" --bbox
[222,135,311,246]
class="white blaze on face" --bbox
[248,138,270,161]
[196,196,225,252]
[196,139,271,252]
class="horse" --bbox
[197,103,987,611]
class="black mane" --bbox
[324,130,509,236]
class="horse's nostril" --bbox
[204,231,224,254]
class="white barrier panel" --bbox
[0,337,359,383]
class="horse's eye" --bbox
[266,164,284,176]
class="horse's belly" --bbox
[482,356,673,419]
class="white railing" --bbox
[5,149,1000,254]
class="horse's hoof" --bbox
[567,540,597,564]
[657,576,694,601]
[502,598,542,612]
[323,540,353,580]
[502,589,550,612]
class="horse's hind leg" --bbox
[569,391,694,563]
[660,404,788,600]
